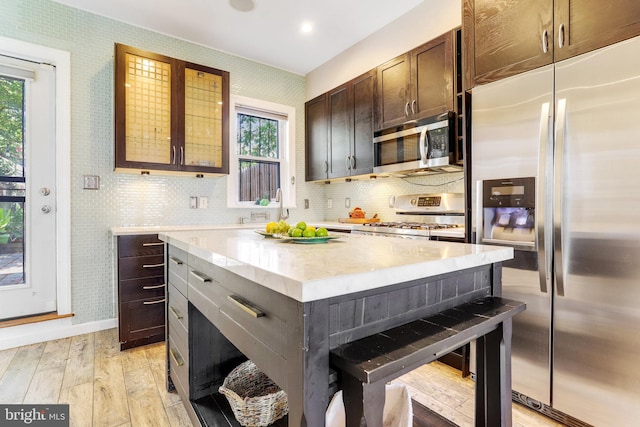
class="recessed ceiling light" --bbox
[301,22,313,33]
[229,0,255,12]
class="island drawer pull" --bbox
[143,262,165,268]
[142,242,164,247]
[227,295,265,318]
[169,305,183,320]
[190,270,212,283]
[143,283,166,290]
[170,257,184,265]
[169,348,184,366]
[143,298,166,305]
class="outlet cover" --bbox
[304,199,309,209]
[190,196,198,209]
[327,198,333,209]
[83,175,100,190]
[345,197,351,208]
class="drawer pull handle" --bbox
[170,257,184,265]
[143,263,165,268]
[143,283,166,290]
[227,295,265,318]
[169,348,184,366]
[142,242,164,247]
[169,305,183,320]
[190,270,212,283]
[143,298,166,305]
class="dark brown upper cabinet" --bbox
[304,92,329,181]
[115,44,229,176]
[463,0,640,87]
[328,70,376,179]
[376,31,454,129]
[305,70,376,181]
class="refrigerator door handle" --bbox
[537,101,551,294]
[554,98,567,297]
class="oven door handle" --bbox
[419,125,429,164]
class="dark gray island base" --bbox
[164,238,511,427]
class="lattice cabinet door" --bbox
[114,44,229,176]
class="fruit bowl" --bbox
[282,235,340,244]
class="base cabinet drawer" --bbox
[119,296,165,349]
[117,234,166,350]
[168,335,189,398]
[188,254,297,366]
[168,284,189,332]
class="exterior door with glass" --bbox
[0,55,57,320]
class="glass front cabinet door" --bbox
[115,44,229,176]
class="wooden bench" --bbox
[329,296,526,427]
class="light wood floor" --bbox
[0,328,564,427]
[396,362,567,427]
[0,328,192,427]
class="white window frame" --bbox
[227,94,296,209]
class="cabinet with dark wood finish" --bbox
[377,31,454,129]
[115,44,229,176]
[328,70,376,178]
[304,93,329,181]
[117,234,166,350]
[463,0,640,87]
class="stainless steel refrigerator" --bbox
[471,35,640,427]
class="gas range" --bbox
[351,193,466,241]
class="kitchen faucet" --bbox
[275,188,289,221]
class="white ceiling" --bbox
[52,0,425,75]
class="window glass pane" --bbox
[0,76,25,178]
[236,113,279,158]
[0,201,24,286]
[238,160,280,203]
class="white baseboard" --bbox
[0,317,118,351]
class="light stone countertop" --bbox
[159,228,513,302]
[110,221,353,236]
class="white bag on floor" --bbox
[325,383,413,427]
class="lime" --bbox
[291,228,303,238]
[296,221,307,231]
[316,227,328,237]
[302,228,316,238]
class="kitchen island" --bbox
[159,229,513,427]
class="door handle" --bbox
[554,98,567,297]
[227,295,265,318]
[537,102,551,294]
[41,205,51,214]
[346,156,351,171]
[405,102,410,117]
[541,29,549,54]
[558,23,565,49]
[40,187,51,196]
[418,126,429,164]
[411,99,416,115]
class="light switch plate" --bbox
[190,196,198,209]
[199,197,208,209]
[345,197,351,208]
[83,175,100,190]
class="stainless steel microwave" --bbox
[373,111,457,175]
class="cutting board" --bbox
[338,217,381,224]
